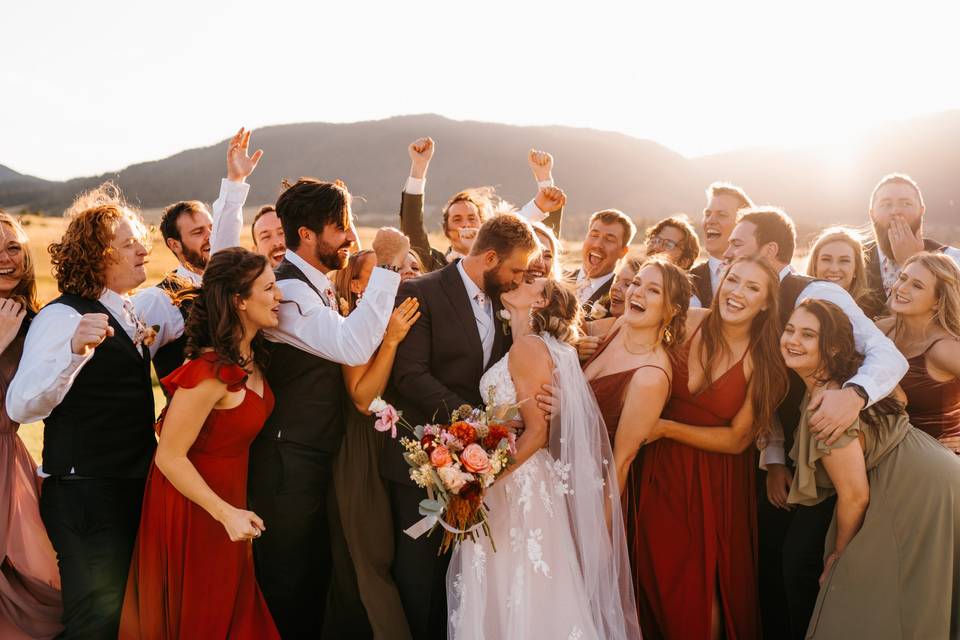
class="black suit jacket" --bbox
[689,261,714,308]
[569,268,613,313]
[864,239,944,300]
[382,261,511,484]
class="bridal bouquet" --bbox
[369,395,520,553]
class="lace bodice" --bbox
[480,354,517,408]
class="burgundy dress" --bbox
[898,338,960,440]
[629,332,759,639]
[586,329,671,625]
[119,354,279,639]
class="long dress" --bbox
[788,397,960,639]
[447,337,639,640]
[325,403,410,640]
[585,328,670,618]
[631,332,761,639]
[119,353,279,639]
[0,325,64,640]
[897,338,960,440]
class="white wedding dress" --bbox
[446,334,641,640]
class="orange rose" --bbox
[430,445,453,468]
[460,443,491,474]
[448,421,478,445]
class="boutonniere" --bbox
[133,319,159,348]
[498,309,512,335]
[587,297,609,321]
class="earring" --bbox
[660,324,673,345]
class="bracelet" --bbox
[378,264,401,273]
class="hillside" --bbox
[2,112,959,239]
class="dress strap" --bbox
[582,326,622,369]
[634,363,671,386]
[922,336,959,355]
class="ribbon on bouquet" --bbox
[402,489,486,540]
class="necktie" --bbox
[474,292,492,362]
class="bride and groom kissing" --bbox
[384,213,640,639]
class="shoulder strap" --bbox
[275,259,326,301]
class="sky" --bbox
[3,0,959,181]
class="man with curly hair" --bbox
[6,184,186,639]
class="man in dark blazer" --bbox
[568,209,635,315]
[399,138,563,273]
[689,181,754,308]
[384,213,539,639]
[863,173,960,302]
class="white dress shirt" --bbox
[759,265,909,468]
[263,249,400,367]
[575,269,615,305]
[132,178,250,357]
[690,256,725,309]
[405,176,552,226]
[7,290,145,426]
[456,260,494,367]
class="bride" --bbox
[447,275,641,640]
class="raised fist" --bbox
[71,313,115,356]
[226,127,264,183]
[528,149,553,182]
[535,186,566,214]
[408,137,434,179]
[373,227,412,269]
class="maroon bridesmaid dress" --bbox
[119,353,279,639]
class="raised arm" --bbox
[210,127,262,254]
[612,366,671,491]
[516,149,565,238]
[341,297,420,413]
[400,137,442,271]
[391,281,468,423]
[657,380,759,454]
[154,377,265,542]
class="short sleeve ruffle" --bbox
[161,352,247,397]
[787,402,862,507]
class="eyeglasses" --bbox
[647,235,680,251]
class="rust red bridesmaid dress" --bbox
[119,353,279,639]
[593,327,761,640]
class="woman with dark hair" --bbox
[641,256,790,639]
[120,247,281,639]
[781,298,960,639]
[643,215,701,270]
[325,251,420,639]
[0,211,63,639]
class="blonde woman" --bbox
[876,252,960,451]
[806,227,884,318]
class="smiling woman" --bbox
[806,227,884,318]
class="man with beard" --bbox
[571,209,635,314]
[385,213,538,639]
[252,204,286,267]
[865,173,960,301]
[690,182,754,308]
[249,177,409,638]
[134,127,262,381]
[723,207,908,639]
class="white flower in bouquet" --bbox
[368,397,388,414]
[438,466,473,493]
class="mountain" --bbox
[2,112,959,237]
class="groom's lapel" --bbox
[438,262,485,377]
[490,297,510,370]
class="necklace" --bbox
[622,329,658,355]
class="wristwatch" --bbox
[846,383,869,408]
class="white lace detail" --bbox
[539,480,555,517]
[526,528,551,577]
[569,628,584,640]
[472,544,486,583]
[479,355,517,407]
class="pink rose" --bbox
[460,443,491,474]
[430,445,453,468]
[374,404,400,439]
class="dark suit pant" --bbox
[38,476,145,640]
[389,481,449,640]
[249,439,334,639]
[782,496,836,639]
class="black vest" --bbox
[152,273,193,383]
[776,273,817,462]
[690,261,714,308]
[261,260,345,453]
[42,295,156,478]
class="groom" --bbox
[385,213,539,638]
